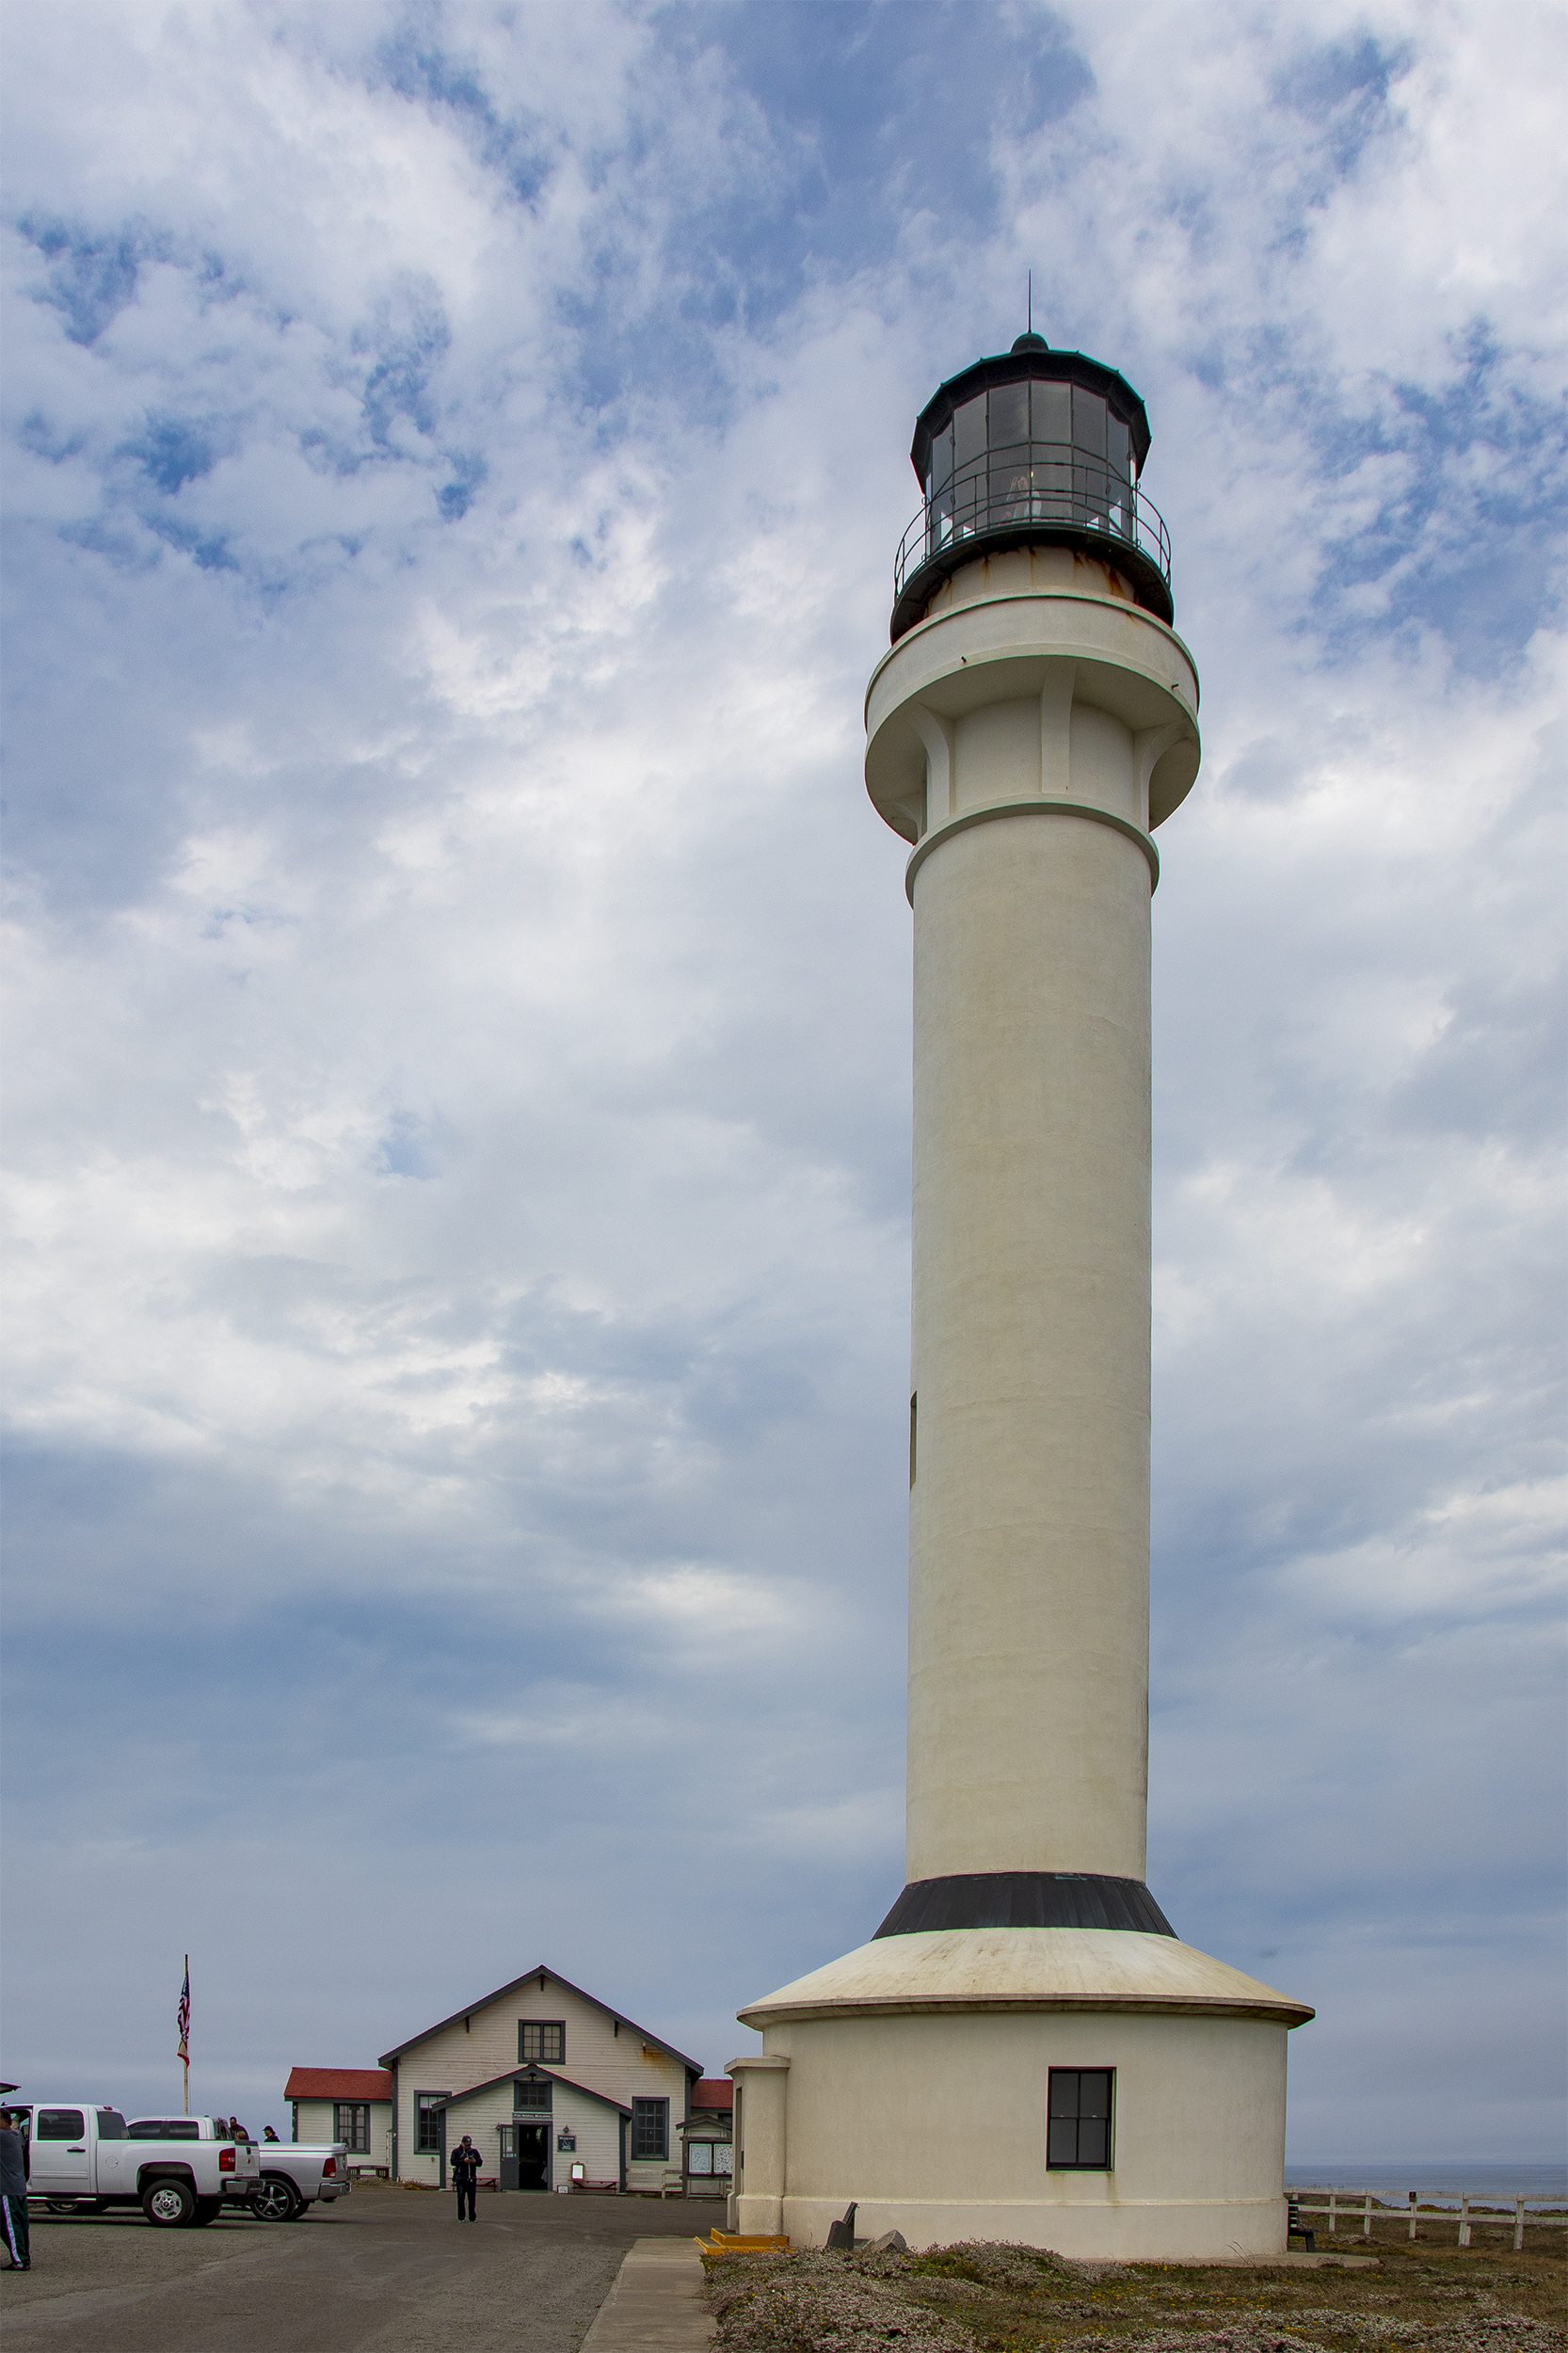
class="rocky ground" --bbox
[702,2233,1567,2353]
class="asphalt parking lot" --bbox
[1,2179,720,2351]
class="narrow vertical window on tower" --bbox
[909,1393,918,1486]
[1047,2069,1113,2169]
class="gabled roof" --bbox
[376,1961,703,2077]
[284,2068,392,2102]
[439,2066,631,2118]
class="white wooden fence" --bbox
[1289,2189,1566,2252]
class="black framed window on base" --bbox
[1048,2069,1113,2169]
[631,2098,669,2161]
[333,2103,371,2153]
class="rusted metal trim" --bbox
[904,799,1159,905]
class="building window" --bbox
[334,2104,371,2152]
[632,2098,668,2161]
[1048,2069,1113,2170]
[514,2075,552,2113]
[415,2093,447,2153]
[519,2021,565,2063]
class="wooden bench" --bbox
[1287,2199,1317,2251]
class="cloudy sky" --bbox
[3,0,1562,2162]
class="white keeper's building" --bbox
[373,1962,711,2194]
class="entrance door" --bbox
[516,2122,549,2191]
[498,2127,520,2192]
[31,2108,90,2197]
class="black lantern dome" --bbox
[891,334,1173,643]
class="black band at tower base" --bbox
[873,1871,1176,1939]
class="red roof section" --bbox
[692,2079,733,2110]
[284,2068,392,2102]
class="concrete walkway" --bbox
[581,2237,716,2353]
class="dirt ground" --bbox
[703,2222,1567,2353]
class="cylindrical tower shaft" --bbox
[865,541,1202,1906]
[909,799,1152,1881]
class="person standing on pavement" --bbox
[0,2110,30,2271]
[450,2133,481,2222]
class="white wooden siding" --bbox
[389,1976,693,2183]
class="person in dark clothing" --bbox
[263,2126,280,2142]
[450,2133,481,2221]
[0,2111,30,2270]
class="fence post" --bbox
[1458,2193,1469,2249]
[1409,2192,1417,2244]
[1513,2198,1524,2253]
[1329,2192,1336,2236]
[1363,2193,1372,2241]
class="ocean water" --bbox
[1286,2160,1566,2208]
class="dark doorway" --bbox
[516,2122,549,2191]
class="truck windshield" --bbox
[128,2120,201,2139]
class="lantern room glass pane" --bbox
[1072,389,1107,455]
[1031,378,1069,449]
[1107,415,1131,488]
[952,394,986,474]
[988,379,1028,448]
[989,379,1031,519]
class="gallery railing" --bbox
[894,444,1172,605]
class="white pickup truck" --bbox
[248,2137,350,2221]
[12,2103,261,2226]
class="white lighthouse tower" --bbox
[728,332,1312,2258]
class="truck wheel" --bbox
[192,2198,222,2226]
[142,2178,196,2228]
[249,2174,300,2223]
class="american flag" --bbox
[177,1958,190,2066]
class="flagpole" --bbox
[179,1955,191,2116]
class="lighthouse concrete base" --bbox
[728,1929,1312,2262]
